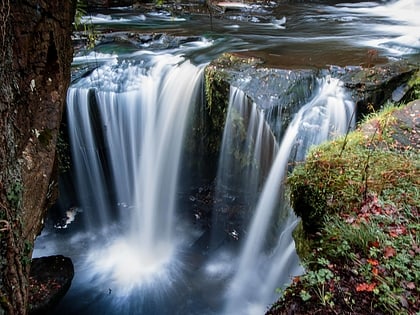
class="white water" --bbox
[223,77,355,314]
[335,0,420,56]
[215,87,278,205]
[66,53,205,293]
[30,0,419,313]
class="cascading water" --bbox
[215,86,278,211]
[37,64,356,315]
[222,76,355,314]
[30,0,419,313]
[66,53,205,296]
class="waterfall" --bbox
[223,76,355,314]
[66,53,205,293]
[215,87,278,206]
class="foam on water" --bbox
[335,0,420,56]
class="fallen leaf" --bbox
[356,282,376,292]
[384,246,396,259]
[406,282,415,290]
[367,258,379,266]
[388,225,407,237]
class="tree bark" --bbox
[0,1,75,314]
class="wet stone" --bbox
[29,255,74,315]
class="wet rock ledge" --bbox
[28,255,74,315]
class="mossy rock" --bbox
[184,53,262,178]
[292,220,313,260]
[288,100,420,234]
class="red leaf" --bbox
[356,282,376,292]
[367,258,379,266]
[384,246,396,258]
[388,225,407,237]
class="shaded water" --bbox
[33,0,418,314]
[215,87,278,206]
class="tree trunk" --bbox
[0,1,75,314]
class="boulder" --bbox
[28,255,74,315]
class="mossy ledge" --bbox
[268,99,419,315]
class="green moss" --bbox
[6,180,23,210]
[407,69,420,99]
[288,103,419,234]
[204,63,230,155]
[38,128,53,147]
[56,130,71,173]
[202,53,263,156]
[279,101,420,314]
[292,220,313,260]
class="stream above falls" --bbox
[74,0,419,68]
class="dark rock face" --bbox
[28,256,74,315]
[339,62,418,119]
[0,1,74,313]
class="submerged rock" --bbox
[28,255,74,315]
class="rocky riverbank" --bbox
[267,98,419,314]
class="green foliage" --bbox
[74,0,97,49]
[6,181,22,209]
[56,130,71,173]
[155,0,165,7]
[323,216,386,258]
[21,240,33,266]
[74,0,87,29]
[204,63,230,155]
[288,103,419,234]
[285,101,419,314]
[298,258,337,308]
[407,69,420,100]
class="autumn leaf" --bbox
[388,225,407,237]
[367,258,379,266]
[384,245,396,258]
[356,282,376,292]
[369,240,380,248]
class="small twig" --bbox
[339,104,357,157]
[0,219,10,232]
